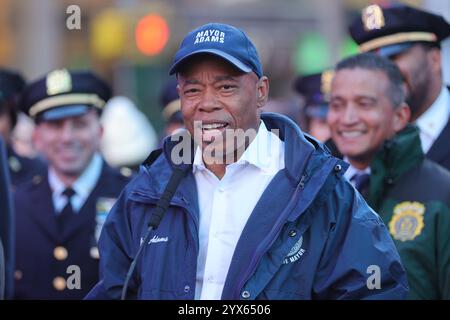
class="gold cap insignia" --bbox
[362,4,385,31]
[320,70,334,101]
[46,69,72,96]
[389,201,425,242]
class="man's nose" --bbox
[199,88,222,112]
[60,122,75,141]
[341,105,359,124]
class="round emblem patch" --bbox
[389,201,425,242]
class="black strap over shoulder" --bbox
[143,148,163,167]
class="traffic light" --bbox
[135,14,170,56]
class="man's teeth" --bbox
[341,131,363,138]
[202,123,227,130]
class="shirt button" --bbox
[90,246,99,259]
[184,285,190,293]
[218,187,224,192]
[288,230,297,237]
[241,290,251,299]
[53,246,68,261]
[53,277,66,291]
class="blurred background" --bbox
[0,0,449,139]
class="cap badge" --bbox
[46,69,72,96]
[320,70,334,100]
[362,4,385,31]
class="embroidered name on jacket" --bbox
[283,236,306,264]
[140,235,169,246]
[194,30,225,44]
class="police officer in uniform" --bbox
[294,70,333,142]
[14,69,130,299]
[349,4,450,170]
[0,69,45,187]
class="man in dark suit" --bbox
[0,136,14,299]
[349,4,450,170]
[0,68,45,188]
[13,69,130,299]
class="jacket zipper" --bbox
[235,175,307,299]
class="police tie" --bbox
[57,188,75,233]
[352,172,370,197]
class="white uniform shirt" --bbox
[415,86,450,154]
[48,153,103,213]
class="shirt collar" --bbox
[343,156,371,180]
[416,86,450,141]
[193,121,284,175]
[48,153,103,199]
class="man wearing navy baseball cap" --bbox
[88,23,407,300]
[349,4,450,171]
[14,69,130,299]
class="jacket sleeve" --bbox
[313,180,409,299]
[85,187,138,300]
[437,203,450,299]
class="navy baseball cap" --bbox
[349,4,450,57]
[20,69,111,122]
[169,23,263,78]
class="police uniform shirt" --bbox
[415,86,450,154]
[49,153,102,213]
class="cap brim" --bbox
[374,43,414,58]
[169,49,252,75]
[37,105,91,122]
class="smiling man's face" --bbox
[34,109,102,177]
[327,68,399,166]
[177,54,268,161]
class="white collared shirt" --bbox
[49,153,103,213]
[343,157,371,187]
[194,121,285,300]
[415,86,450,153]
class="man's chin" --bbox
[54,162,87,177]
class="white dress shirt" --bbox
[193,121,285,300]
[415,86,450,154]
[48,153,103,213]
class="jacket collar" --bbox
[368,124,423,209]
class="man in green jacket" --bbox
[327,53,450,299]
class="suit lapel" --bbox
[426,119,450,165]
[29,178,60,243]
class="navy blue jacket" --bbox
[14,161,130,299]
[88,113,408,300]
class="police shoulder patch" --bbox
[389,201,425,242]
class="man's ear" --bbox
[393,103,411,133]
[428,47,442,75]
[256,76,269,108]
